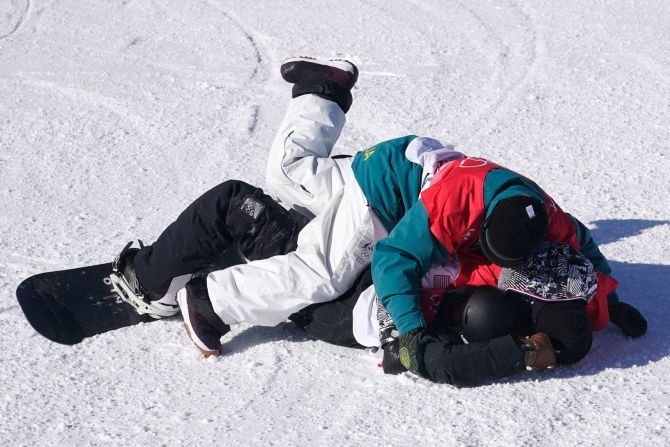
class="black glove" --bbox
[399,328,428,376]
[609,301,647,338]
[381,339,406,375]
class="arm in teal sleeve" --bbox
[567,214,620,304]
[567,213,612,274]
[372,200,449,334]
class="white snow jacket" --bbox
[207,95,462,326]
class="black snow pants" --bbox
[132,179,366,347]
[419,294,592,386]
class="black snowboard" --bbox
[16,263,156,345]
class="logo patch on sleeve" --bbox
[240,197,265,220]
[363,146,376,161]
[355,241,375,265]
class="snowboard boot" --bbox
[177,277,231,358]
[281,56,358,112]
[110,241,180,319]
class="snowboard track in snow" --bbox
[370,0,542,144]
[201,0,267,82]
[457,0,544,140]
[18,78,156,139]
[3,250,69,270]
[202,0,269,138]
[0,0,30,41]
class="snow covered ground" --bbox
[2,0,669,445]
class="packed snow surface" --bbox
[1,0,669,445]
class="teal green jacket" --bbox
[351,135,424,232]
[350,137,614,334]
[370,168,614,334]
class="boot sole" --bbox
[177,292,222,358]
[280,57,358,89]
[183,323,221,358]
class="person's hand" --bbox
[520,332,556,370]
[381,339,406,375]
[609,301,647,338]
[399,328,428,376]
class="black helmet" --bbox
[480,195,548,267]
[461,286,517,342]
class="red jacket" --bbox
[421,158,615,330]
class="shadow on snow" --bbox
[502,218,670,384]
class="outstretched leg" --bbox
[113,180,306,317]
[134,179,305,295]
[206,177,385,327]
[265,58,359,219]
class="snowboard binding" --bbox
[108,273,177,319]
[109,241,179,319]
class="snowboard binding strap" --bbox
[109,273,176,319]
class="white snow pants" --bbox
[207,95,387,326]
[265,94,354,218]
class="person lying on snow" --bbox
[360,241,599,385]
[108,56,646,378]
